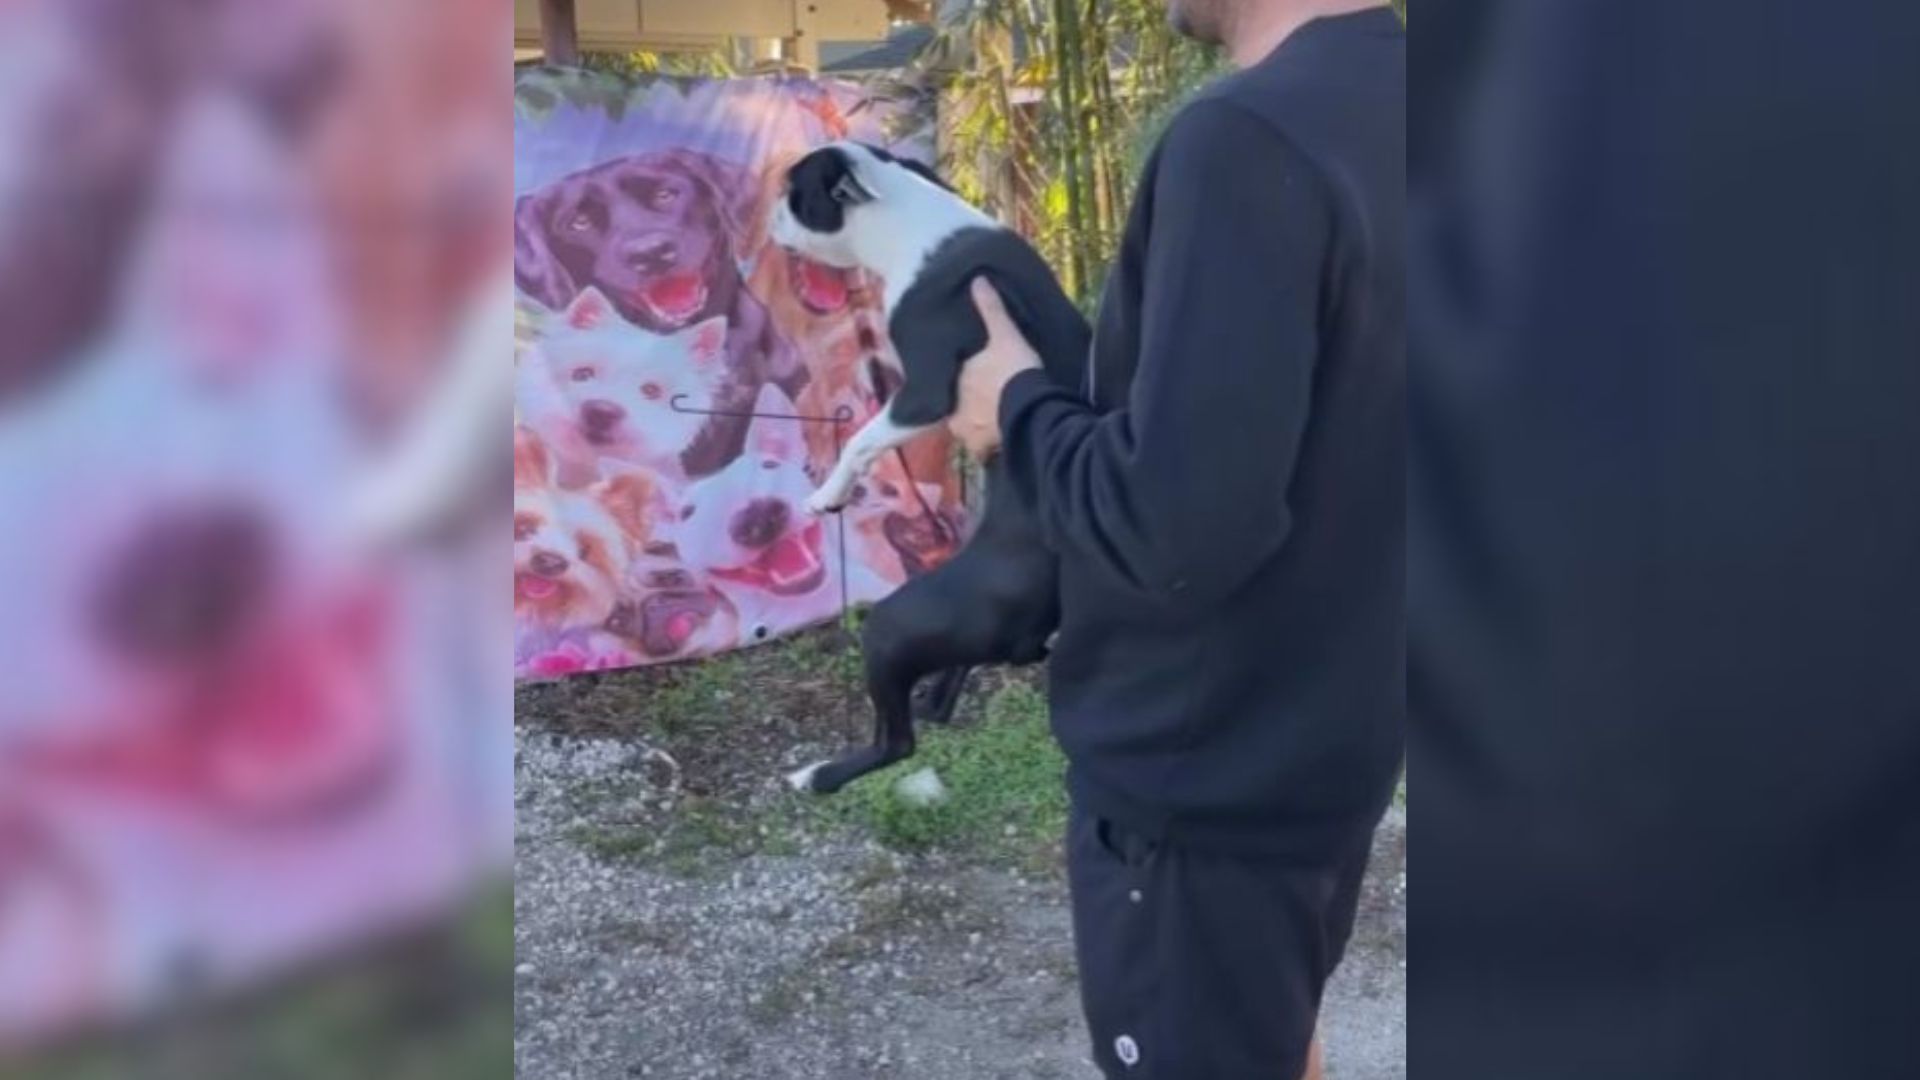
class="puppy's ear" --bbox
[656,148,756,249]
[515,189,576,310]
[830,168,877,207]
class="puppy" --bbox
[744,155,957,502]
[517,285,728,490]
[769,142,1092,795]
[514,149,807,478]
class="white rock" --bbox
[894,767,949,806]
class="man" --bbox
[948,2,1404,1076]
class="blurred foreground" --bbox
[0,0,511,1072]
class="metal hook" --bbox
[666,394,856,427]
[665,390,864,734]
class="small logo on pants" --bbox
[1115,1034,1141,1067]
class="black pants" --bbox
[1066,805,1373,1079]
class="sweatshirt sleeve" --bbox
[997,101,1333,612]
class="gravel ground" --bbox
[513,724,1406,1080]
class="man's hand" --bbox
[949,277,1042,460]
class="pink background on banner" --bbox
[513,73,962,680]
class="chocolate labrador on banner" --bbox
[514,149,807,477]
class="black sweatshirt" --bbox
[1412,3,1920,1076]
[997,8,1406,858]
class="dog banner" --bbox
[513,71,964,679]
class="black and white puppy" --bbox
[769,142,1091,795]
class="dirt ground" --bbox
[513,629,1406,1080]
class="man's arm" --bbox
[994,101,1333,612]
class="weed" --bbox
[642,657,749,738]
[571,823,655,862]
[745,969,822,1028]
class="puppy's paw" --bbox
[805,486,850,515]
[786,760,829,793]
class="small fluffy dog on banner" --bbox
[769,143,1092,794]
[512,426,673,636]
[515,286,730,490]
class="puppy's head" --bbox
[747,154,864,320]
[768,142,952,270]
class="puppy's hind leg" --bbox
[789,603,928,795]
[912,665,974,726]
[807,405,937,515]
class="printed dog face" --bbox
[601,556,740,660]
[517,287,727,485]
[845,451,960,582]
[513,486,627,629]
[513,428,669,627]
[514,149,754,332]
[793,352,882,478]
[671,385,828,598]
[768,142,953,270]
[746,154,864,320]
[746,154,907,472]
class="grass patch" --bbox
[571,822,655,862]
[782,621,866,690]
[571,796,803,879]
[641,654,754,738]
[524,626,1072,875]
[812,682,1068,869]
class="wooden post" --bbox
[785,34,820,73]
[540,0,581,66]
[747,37,785,71]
